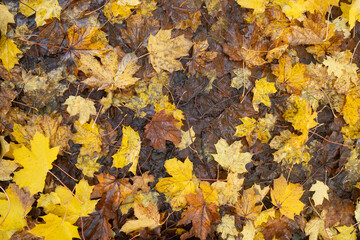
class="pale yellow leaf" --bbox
[65,96,96,125]
[309,180,329,206]
[212,138,252,174]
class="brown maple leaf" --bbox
[319,196,355,228]
[144,109,181,152]
[91,173,134,218]
[177,191,219,240]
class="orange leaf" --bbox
[178,191,219,240]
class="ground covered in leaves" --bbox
[1,0,360,239]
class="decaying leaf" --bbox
[144,109,181,152]
[65,96,96,125]
[0,4,14,36]
[120,202,161,234]
[147,29,193,73]
[79,48,140,90]
[176,127,195,150]
[75,154,100,178]
[216,214,239,240]
[177,190,219,240]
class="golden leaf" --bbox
[252,77,277,111]
[72,120,102,156]
[13,132,59,195]
[270,175,305,220]
[112,126,141,174]
[0,37,22,71]
[155,157,198,210]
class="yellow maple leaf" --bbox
[309,180,329,206]
[31,213,80,240]
[283,96,318,134]
[0,184,34,240]
[236,0,269,14]
[212,172,244,205]
[235,114,277,145]
[0,4,14,36]
[241,220,256,240]
[270,130,311,164]
[12,115,71,155]
[75,154,101,178]
[147,29,193,73]
[199,181,218,205]
[328,225,357,240]
[212,138,252,174]
[120,202,161,233]
[65,96,96,125]
[112,126,141,174]
[72,120,102,156]
[176,127,196,150]
[19,0,61,27]
[37,179,98,224]
[305,213,327,240]
[272,54,309,94]
[347,0,360,30]
[79,48,140,90]
[342,87,360,126]
[231,67,252,90]
[103,0,141,24]
[155,157,198,210]
[323,50,359,93]
[0,36,22,71]
[270,175,305,220]
[252,78,277,111]
[236,186,263,221]
[216,214,239,240]
[13,132,59,195]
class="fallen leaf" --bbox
[236,186,263,221]
[19,0,62,27]
[0,37,22,71]
[155,157,198,210]
[0,4,14,36]
[120,202,161,233]
[91,173,133,217]
[309,180,329,206]
[147,29,193,73]
[112,126,141,174]
[241,220,256,240]
[178,191,219,240]
[31,213,80,240]
[144,109,181,152]
[75,154,101,178]
[72,120,102,156]
[176,127,195,150]
[270,175,305,220]
[252,77,277,111]
[65,96,96,125]
[187,40,217,75]
[37,179,98,224]
[216,214,239,240]
[212,138,252,174]
[212,172,244,205]
[102,0,141,24]
[79,48,140,90]
[13,132,59,195]
[0,184,34,239]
